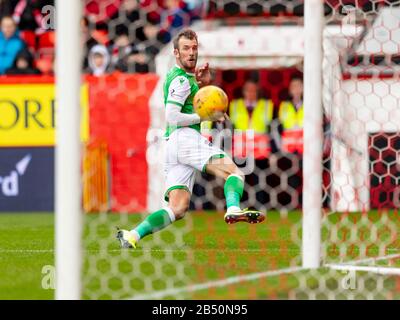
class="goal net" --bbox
[57,0,400,299]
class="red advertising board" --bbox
[0,74,158,212]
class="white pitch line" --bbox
[325,253,400,276]
[0,249,54,253]
[325,253,400,266]
[0,248,299,254]
[2,249,399,257]
[328,264,400,275]
[130,266,306,300]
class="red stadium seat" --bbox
[37,47,55,60]
[38,31,55,49]
[36,57,54,75]
[20,31,36,51]
[91,30,109,46]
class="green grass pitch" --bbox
[0,211,399,299]
[0,213,54,299]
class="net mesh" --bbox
[82,0,400,300]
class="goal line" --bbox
[325,253,400,276]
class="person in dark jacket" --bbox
[81,16,99,69]
[5,47,41,74]
[0,16,25,74]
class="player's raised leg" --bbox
[117,189,190,248]
[205,156,266,224]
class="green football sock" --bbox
[224,174,244,209]
[132,208,174,240]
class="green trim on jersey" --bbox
[164,66,200,137]
[166,100,184,107]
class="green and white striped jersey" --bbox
[163,65,200,137]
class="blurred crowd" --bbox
[0,0,390,77]
[0,0,203,76]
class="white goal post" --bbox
[55,0,82,300]
[302,0,323,268]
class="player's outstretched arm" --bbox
[166,103,201,125]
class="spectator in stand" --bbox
[114,18,162,74]
[229,78,276,158]
[158,0,192,44]
[131,20,162,72]
[36,55,53,74]
[182,0,203,21]
[278,76,304,155]
[81,16,99,69]
[277,75,304,209]
[0,16,25,75]
[6,47,41,74]
[86,44,111,76]
[140,0,165,26]
[116,48,150,74]
[110,33,134,67]
[109,0,140,38]
[142,21,161,57]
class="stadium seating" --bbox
[19,30,36,52]
[37,31,55,49]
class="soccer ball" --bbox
[193,85,228,121]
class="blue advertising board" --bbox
[0,147,54,212]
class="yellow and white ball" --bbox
[193,85,228,121]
